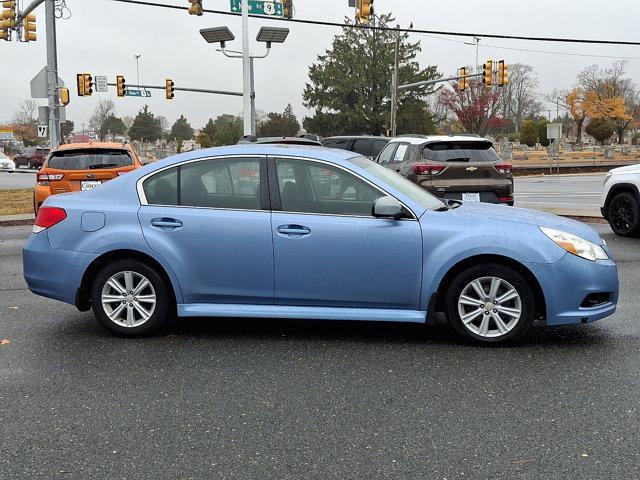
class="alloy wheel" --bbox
[457,276,522,338]
[100,271,156,328]
[610,197,636,234]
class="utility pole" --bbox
[474,37,480,70]
[250,57,256,136]
[45,0,60,148]
[390,27,400,137]
[241,0,251,136]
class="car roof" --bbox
[145,144,360,172]
[322,136,390,141]
[389,135,491,146]
[238,137,322,146]
[52,142,134,152]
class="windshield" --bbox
[47,149,133,170]
[421,141,499,162]
[352,156,445,211]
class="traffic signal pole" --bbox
[241,0,252,136]
[45,0,60,148]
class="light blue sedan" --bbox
[23,145,619,344]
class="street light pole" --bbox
[134,54,142,88]
[241,0,252,136]
[45,0,60,148]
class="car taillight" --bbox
[412,163,446,175]
[36,173,64,186]
[498,196,514,203]
[495,162,512,174]
[33,206,67,233]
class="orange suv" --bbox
[34,142,143,212]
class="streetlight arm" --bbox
[219,46,271,59]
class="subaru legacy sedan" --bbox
[23,145,618,344]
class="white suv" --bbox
[601,164,640,237]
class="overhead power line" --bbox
[417,33,640,61]
[111,0,640,46]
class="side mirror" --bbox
[373,195,402,219]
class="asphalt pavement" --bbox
[0,170,37,190]
[515,174,605,216]
[1,224,639,479]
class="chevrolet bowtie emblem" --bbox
[466,166,478,171]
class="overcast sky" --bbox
[2,0,640,130]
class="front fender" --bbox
[419,221,562,311]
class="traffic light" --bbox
[188,0,202,15]
[77,73,92,96]
[482,59,493,87]
[458,67,470,91]
[357,0,373,23]
[282,0,293,19]
[1,0,16,32]
[497,60,509,86]
[116,75,126,97]
[165,79,175,100]
[22,12,35,42]
[59,87,70,106]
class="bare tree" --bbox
[89,98,116,140]
[12,99,38,125]
[499,63,540,132]
[11,100,39,145]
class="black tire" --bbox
[444,263,536,345]
[608,192,640,237]
[90,259,172,336]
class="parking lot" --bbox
[1,223,639,479]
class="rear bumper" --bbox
[23,231,98,306]
[526,253,619,326]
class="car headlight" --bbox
[540,227,609,261]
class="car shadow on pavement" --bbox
[148,315,616,350]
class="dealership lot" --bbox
[1,223,639,479]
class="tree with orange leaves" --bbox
[566,87,588,144]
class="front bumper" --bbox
[23,231,98,306]
[526,252,619,326]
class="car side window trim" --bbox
[137,155,269,212]
[267,155,417,220]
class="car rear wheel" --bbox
[90,259,172,336]
[608,192,640,237]
[444,264,536,344]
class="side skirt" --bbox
[178,304,427,323]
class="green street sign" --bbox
[125,88,151,98]
[230,0,283,17]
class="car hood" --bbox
[444,202,603,244]
[610,164,640,174]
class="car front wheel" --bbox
[608,192,640,237]
[445,264,536,344]
[90,259,172,336]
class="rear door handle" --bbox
[151,217,183,230]
[277,224,311,236]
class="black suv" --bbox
[321,136,390,159]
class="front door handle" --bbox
[277,224,311,236]
[151,217,183,230]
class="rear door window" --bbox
[377,144,398,164]
[371,140,388,158]
[47,149,133,170]
[421,141,499,163]
[352,139,373,157]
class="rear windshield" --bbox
[421,141,499,163]
[47,149,133,170]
